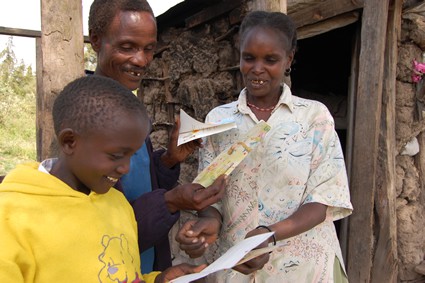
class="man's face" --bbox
[91,11,157,91]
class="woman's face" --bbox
[240,26,294,99]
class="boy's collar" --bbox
[38,158,58,174]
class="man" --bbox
[88,0,227,273]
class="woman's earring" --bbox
[284,67,292,76]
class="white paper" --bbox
[169,232,274,283]
[178,109,237,146]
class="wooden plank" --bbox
[288,0,364,28]
[37,0,85,160]
[346,0,390,282]
[35,38,43,162]
[339,23,361,264]
[0,26,90,42]
[185,0,242,28]
[297,11,359,40]
[281,0,287,13]
[228,0,288,25]
[0,26,40,38]
[228,7,244,25]
[371,0,401,282]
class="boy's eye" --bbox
[109,153,124,160]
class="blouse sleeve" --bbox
[304,105,353,221]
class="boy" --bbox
[0,76,204,282]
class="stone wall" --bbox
[141,16,241,184]
[395,4,425,281]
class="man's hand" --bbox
[232,228,271,275]
[176,216,221,258]
[154,263,206,283]
[164,175,227,213]
[160,115,202,168]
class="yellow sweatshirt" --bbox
[0,162,160,283]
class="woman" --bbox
[176,11,353,282]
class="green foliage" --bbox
[84,43,97,71]
[0,37,35,98]
[0,39,98,176]
[0,37,36,176]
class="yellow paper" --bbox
[193,121,271,187]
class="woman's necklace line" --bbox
[247,101,275,112]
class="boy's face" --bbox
[56,112,148,194]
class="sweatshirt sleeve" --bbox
[142,271,161,283]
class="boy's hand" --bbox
[154,263,207,283]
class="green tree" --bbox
[0,37,35,98]
[0,37,16,88]
[0,36,36,175]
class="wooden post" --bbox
[371,1,402,282]
[247,0,287,13]
[37,0,84,160]
[346,0,390,281]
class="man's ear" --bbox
[57,128,78,155]
[89,30,101,53]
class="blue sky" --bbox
[0,0,183,68]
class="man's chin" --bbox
[119,78,140,91]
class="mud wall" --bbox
[395,5,425,281]
[141,16,241,184]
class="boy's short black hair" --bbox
[89,0,154,37]
[53,75,148,136]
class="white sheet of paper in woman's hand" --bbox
[177,109,237,146]
[169,232,275,283]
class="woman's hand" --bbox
[232,227,272,275]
